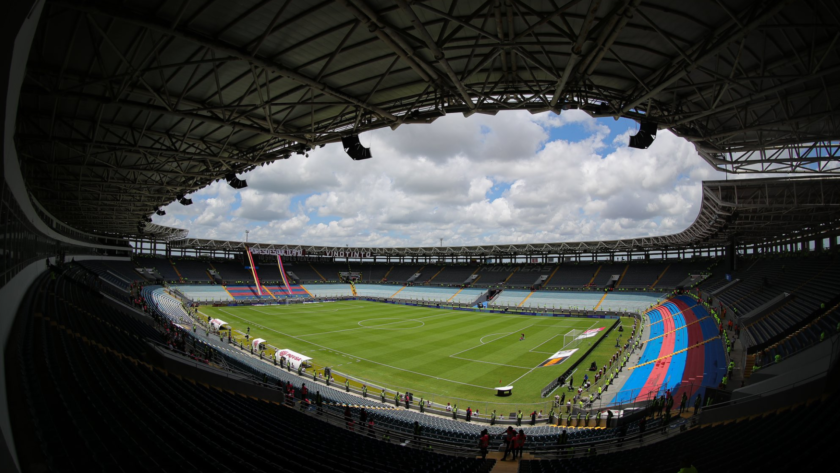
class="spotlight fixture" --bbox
[628,121,658,149]
[155,209,166,216]
[225,173,248,189]
[341,134,372,161]
[142,215,153,223]
[176,193,193,206]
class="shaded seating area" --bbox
[519,390,838,472]
[10,267,494,473]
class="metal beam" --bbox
[51,0,399,123]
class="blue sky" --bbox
[155,110,724,246]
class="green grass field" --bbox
[201,301,620,412]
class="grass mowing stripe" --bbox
[202,301,616,412]
[216,307,499,391]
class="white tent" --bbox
[275,349,312,370]
[251,338,266,351]
[210,319,228,330]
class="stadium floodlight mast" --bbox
[245,230,249,243]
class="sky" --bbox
[153,109,730,247]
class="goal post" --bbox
[563,329,583,349]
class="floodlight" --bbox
[341,134,372,161]
[155,208,166,216]
[225,173,248,189]
[628,121,658,149]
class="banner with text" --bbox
[539,348,578,368]
[275,348,312,370]
[575,327,606,340]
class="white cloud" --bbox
[155,110,731,246]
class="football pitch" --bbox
[201,301,617,410]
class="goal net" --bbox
[563,329,583,349]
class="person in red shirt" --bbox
[502,427,515,461]
[478,429,490,460]
[514,429,526,459]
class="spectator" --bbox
[502,427,516,461]
[514,429,526,460]
[478,429,490,460]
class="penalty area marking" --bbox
[452,328,576,368]
[479,333,511,344]
[505,319,607,386]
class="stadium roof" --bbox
[16,0,840,236]
[171,176,840,257]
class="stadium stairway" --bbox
[484,451,534,472]
[169,259,185,283]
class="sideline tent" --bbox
[275,349,312,370]
[251,338,266,351]
[210,319,228,330]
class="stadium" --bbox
[1,1,839,472]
